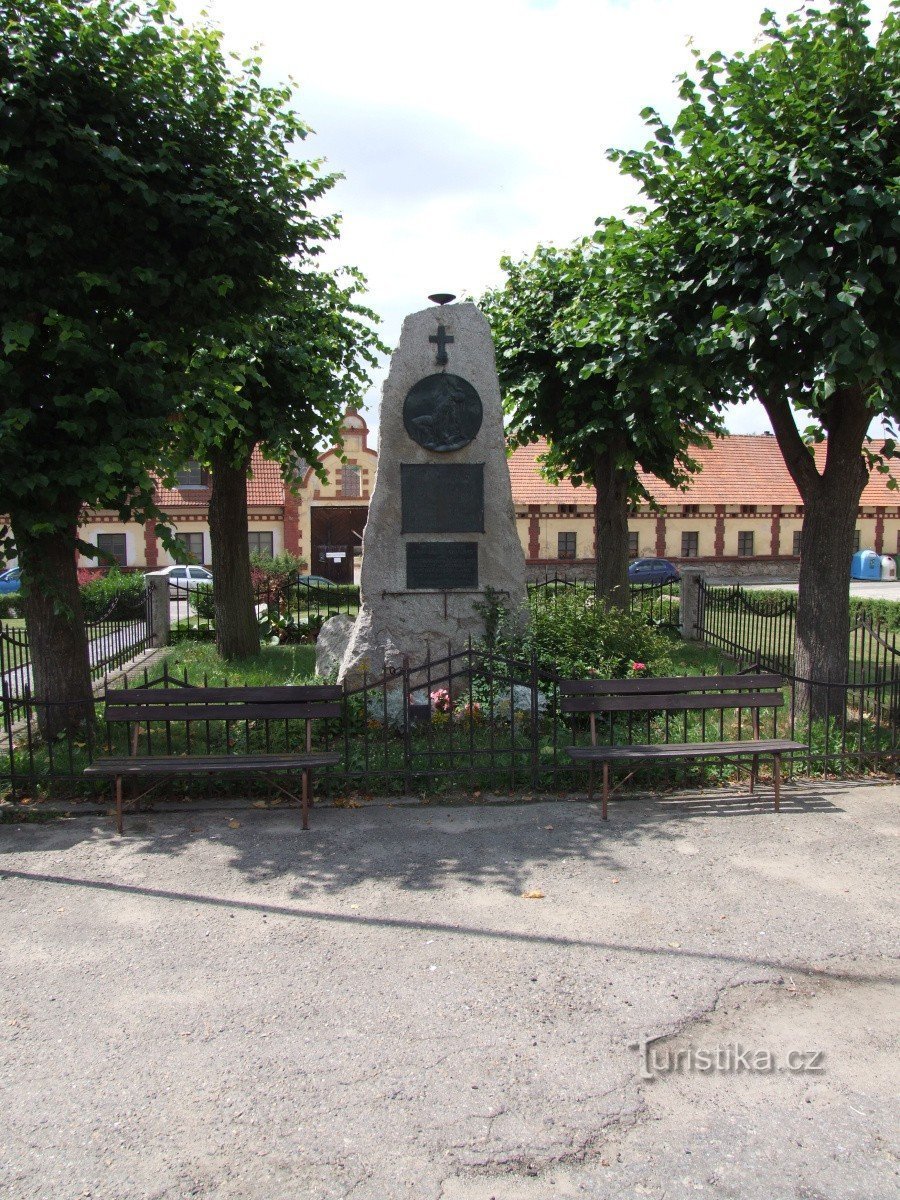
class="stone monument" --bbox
[338,297,527,680]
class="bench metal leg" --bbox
[115,776,124,836]
[302,769,309,831]
[749,753,758,794]
[602,763,609,821]
[588,762,595,806]
[773,753,781,813]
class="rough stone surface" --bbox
[0,782,896,1199]
[340,302,527,681]
[314,613,355,678]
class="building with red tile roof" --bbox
[74,425,900,581]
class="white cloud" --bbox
[174,0,891,441]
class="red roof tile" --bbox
[154,448,285,509]
[508,435,898,507]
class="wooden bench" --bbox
[561,673,804,818]
[84,685,342,834]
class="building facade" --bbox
[73,422,900,581]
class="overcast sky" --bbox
[175,0,890,441]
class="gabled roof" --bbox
[154,448,285,508]
[507,435,898,507]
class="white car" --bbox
[147,565,213,594]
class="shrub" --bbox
[0,594,20,620]
[193,583,215,621]
[79,570,147,620]
[500,588,673,679]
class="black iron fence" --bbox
[2,642,896,803]
[0,588,154,727]
[696,579,900,686]
[169,575,360,642]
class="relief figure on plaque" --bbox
[403,372,483,452]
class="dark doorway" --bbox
[310,506,368,583]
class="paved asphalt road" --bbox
[1,783,897,1199]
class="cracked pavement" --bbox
[0,781,897,1199]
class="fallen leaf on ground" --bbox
[228,819,240,828]
[252,801,267,809]
[668,941,681,948]
[523,889,545,900]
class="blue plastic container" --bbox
[850,549,881,580]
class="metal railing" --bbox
[0,587,154,727]
[2,644,896,801]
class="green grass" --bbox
[161,641,318,685]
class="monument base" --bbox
[338,591,524,682]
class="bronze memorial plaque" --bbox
[406,542,478,590]
[401,463,484,533]
[403,373,483,452]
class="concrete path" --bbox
[0,783,897,1199]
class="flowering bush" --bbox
[430,688,452,714]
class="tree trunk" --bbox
[11,509,93,739]
[764,388,871,718]
[208,445,260,660]
[794,469,866,717]
[593,445,630,609]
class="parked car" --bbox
[628,558,680,585]
[0,567,21,594]
[297,574,339,587]
[146,565,213,594]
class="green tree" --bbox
[183,267,382,659]
[611,0,900,707]
[482,221,722,606]
[0,0,338,732]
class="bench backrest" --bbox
[104,685,342,725]
[559,673,785,715]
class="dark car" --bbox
[628,558,680,585]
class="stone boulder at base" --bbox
[315,613,355,679]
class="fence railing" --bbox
[169,575,360,641]
[0,588,154,727]
[2,642,896,801]
[696,579,900,686]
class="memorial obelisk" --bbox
[338,297,527,681]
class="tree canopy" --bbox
[179,266,383,658]
[608,0,900,701]
[482,219,723,603]
[0,0,365,722]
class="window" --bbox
[628,531,639,558]
[681,531,699,558]
[740,504,757,515]
[557,531,576,560]
[248,531,274,558]
[96,532,127,567]
[793,530,803,556]
[683,504,699,516]
[557,503,576,515]
[853,528,861,552]
[341,466,361,498]
[175,461,208,489]
[175,532,204,564]
[737,531,755,557]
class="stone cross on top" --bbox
[429,323,454,366]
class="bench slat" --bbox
[561,691,782,714]
[106,685,341,704]
[105,702,341,723]
[560,673,784,696]
[568,738,804,762]
[84,752,340,776]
